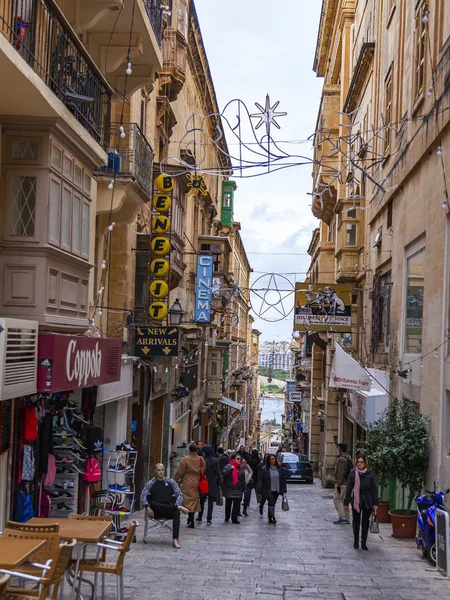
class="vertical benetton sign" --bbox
[195,255,213,323]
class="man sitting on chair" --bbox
[141,463,189,549]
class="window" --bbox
[414,4,427,99]
[9,176,36,237]
[346,224,357,246]
[177,0,188,38]
[223,192,231,208]
[384,70,393,154]
[48,181,90,258]
[140,94,146,132]
[387,199,393,228]
[348,207,357,218]
[405,249,425,353]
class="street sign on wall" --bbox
[289,391,302,403]
[134,326,179,357]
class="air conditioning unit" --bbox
[208,379,222,400]
[0,318,38,401]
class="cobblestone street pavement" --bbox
[106,482,450,600]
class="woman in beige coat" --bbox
[174,443,203,528]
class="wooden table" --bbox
[0,537,45,569]
[28,518,111,543]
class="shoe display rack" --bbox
[47,407,88,517]
[105,449,137,539]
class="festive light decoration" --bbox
[250,94,287,136]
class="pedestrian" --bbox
[344,456,379,550]
[197,445,221,524]
[217,446,230,471]
[236,445,251,462]
[222,453,245,524]
[333,442,353,525]
[140,463,189,549]
[173,443,203,528]
[243,449,260,515]
[197,441,205,457]
[241,458,254,516]
[259,453,287,524]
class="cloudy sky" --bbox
[194,0,323,342]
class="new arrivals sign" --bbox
[134,326,179,357]
[194,255,213,322]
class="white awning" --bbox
[330,342,371,392]
[218,396,243,411]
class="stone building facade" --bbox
[304,0,450,489]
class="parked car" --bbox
[277,452,313,484]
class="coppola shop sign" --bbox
[37,334,122,392]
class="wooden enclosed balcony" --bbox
[160,28,187,101]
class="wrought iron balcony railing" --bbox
[0,0,111,149]
[98,123,154,196]
[143,0,163,46]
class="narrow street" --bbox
[116,483,450,600]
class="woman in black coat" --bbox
[344,456,379,550]
[197,445,222,524]
[222,454,246,524]
[258,454,287,524]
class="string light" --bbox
[98,309,103,316]
[427,87,433,98]
[437,146,443,157]
[119,125,126,139]
[126,62,132,75]
[101,260,106,269]
[108,180,114,190]
[422,12,428,24]
[108,222,116,231]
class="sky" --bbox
[194,0,324,342]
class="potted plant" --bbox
[356,415,393,523]
[386,397,431,538]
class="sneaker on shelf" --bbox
[63,402,78,411]
[60,456,74,464]
[109,484,130,492]
[58,491,75,499]
[70,450,85,462]
[55,480,75,489]
[72,411,90,424]
[73,437,87,450]
[109,464,132,472]
[57,503,72,511]
[54,442,73,449]
[71,463,85,475]
[117,527,129,534]
[53,428,74,437]
[50,491,62,499]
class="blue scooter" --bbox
[416,486,449,564]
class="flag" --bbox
[329,342,372,391]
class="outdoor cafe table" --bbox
[29,518,111,600]
[0,537,45,569]
[28,518,111,543]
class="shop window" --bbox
[346,224,357,246]
[405,248,425,354]
[9,176,36,237]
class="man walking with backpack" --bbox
[333,443,352,524]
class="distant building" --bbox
[258,341,292,371]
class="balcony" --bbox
[96,123,154,220]
[55,0,162,94]
[143,0,163,46]
[0,0,112,149]
[160,28,187,101]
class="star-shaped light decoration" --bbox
[186,173,208,197]
[250,94,287,136]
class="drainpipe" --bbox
[437,216,449,489]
